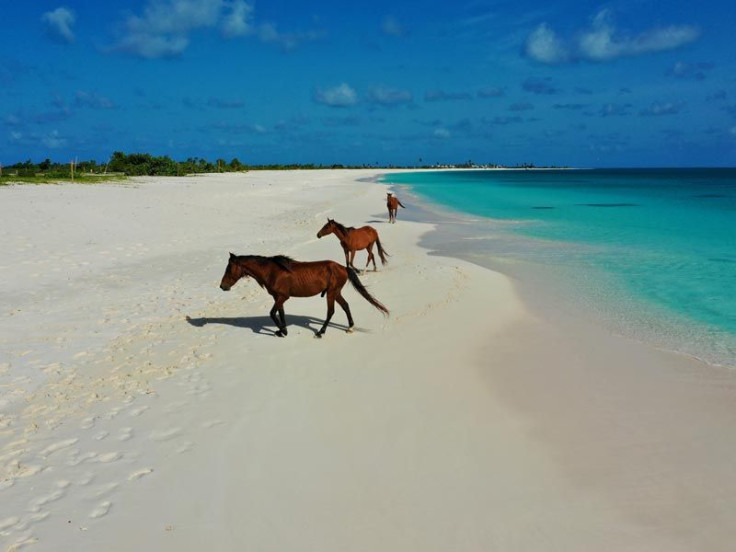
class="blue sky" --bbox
[1,0,735,167]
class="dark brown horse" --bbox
[219,253,389,338]
[387,193,406,223]
[316,219,388,272]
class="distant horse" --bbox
[316,218,388,272]
[219,253,389,338]
[387,193,406,223]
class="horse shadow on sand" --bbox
[185,314,368,338]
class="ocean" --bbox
[383,168,736,368]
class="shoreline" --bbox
[3,170,736,550]
[386,174,736,548]
[381,172,735,370]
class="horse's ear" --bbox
[229,252,235,259]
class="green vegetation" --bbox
[1,153,556,186]
[0,153,380,185]
[1,157,124,185]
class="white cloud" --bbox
[525,23,568,64]
[111,0,322,57]
[367,86,413,106]
[257,24,325,51]
[525,9,700,64]
[639,101,682,116]
[112,0,223,58]
[126,0,223,36]
[42,7,76,44]
[578,9,699,61]
[433,128,451,139]
[43,130,67,149]
[115,33,190,59]
[12,130,68,149]
[667,61,713,80]
[313,83,358,108]
[221,0,254,38]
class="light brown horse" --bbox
[219,253,389,338]
[316,219,388,272]
[387,193,406,223]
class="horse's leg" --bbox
[278,304,287,335]
[349,250,357,272]
[368,247,376,271]
[316,292,336,338]
[270,296,288,337]
[336,294,354,333]
[365,243,375,271]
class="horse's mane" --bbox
[241,255,295,272]
[269,255,295,271]
[331,220,354,233]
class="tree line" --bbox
[2,152,385,178]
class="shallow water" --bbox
[384,169,736,367]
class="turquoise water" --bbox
[385,169,736,367]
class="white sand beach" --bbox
[2,170,736,552]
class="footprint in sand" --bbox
[93,452,123,464]
[28,488,65,512]
[0,516,20,532]
[5,532,39,551]
[149,428,183,442]
[117,427,134,441]
[8,462,43,479]
[129,406,149,417]
[105,406,124,420]
[128,468,153,481]
[40,438,78,458]
[89,482,119,498]
[94,430,109,441]
[68,451,121,466]
[0,479,15,491]
[89,501,112,519]
[67,451,97,466]
[80,417,96,430]
[77,472,95,486]
[14,510,50,531]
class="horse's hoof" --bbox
[314,333,323,339]
[346,327,354,334]
[275,331,286,338]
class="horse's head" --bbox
[220,252,245,291]
[316,218,335,239]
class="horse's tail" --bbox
[347,267,389,316]
[398,200,406,208]
[375,235,389,266]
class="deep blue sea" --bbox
[384,169,736,367]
